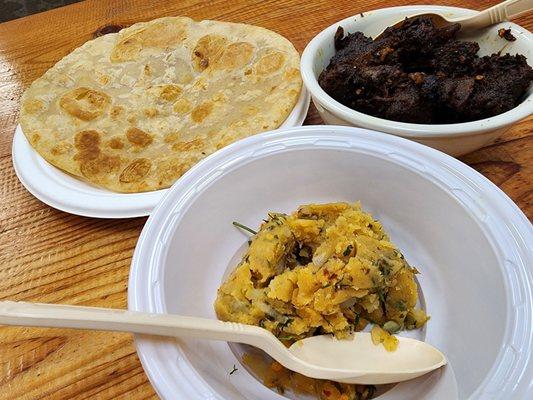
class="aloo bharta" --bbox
[215,202,428,343]
[215,202,429,399]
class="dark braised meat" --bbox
[318,17,533,124]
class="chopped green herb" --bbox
[395,300,407,311]
[376,258,392,276]
[232,221,257,235]
[229,364,238,375]
[267,212,286,226]
[279,317,293,330]
[377,287,387,303]
[383,320,401,334]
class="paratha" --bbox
[20,17,302,192]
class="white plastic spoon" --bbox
[376,0,533,38]
[0,301,446,384]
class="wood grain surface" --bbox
[0,1,531,399]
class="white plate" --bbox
[12,87,310,218]
[128,126,532,400]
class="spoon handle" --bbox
[503,0,533,18]
[0,301,267,344]
[460,0,533,30]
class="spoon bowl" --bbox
[290,333,446,385]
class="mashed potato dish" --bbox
[216,202,428,338]
[215,202,429,399]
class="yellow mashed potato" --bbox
[215,202,430,399]
[215,202,429,344]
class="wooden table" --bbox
[0,0,531,398]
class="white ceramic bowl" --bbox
[300,6,533,156]
[128,125,532,400]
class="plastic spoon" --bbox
[375,0,533,38]
[0,301,446,384]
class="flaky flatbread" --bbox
[20,17,302,192]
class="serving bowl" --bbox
[128,125,532,400]
[300,6,533,156]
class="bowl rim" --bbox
[300,5,533,138]
[128,125,532,400]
